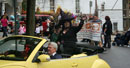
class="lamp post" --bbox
[13,0,17,35]
[94,0,98,16]
[101,2,105,11]
[13,0,18,50]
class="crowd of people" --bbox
[0,12,26,36]
[112,29,130,47]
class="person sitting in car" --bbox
[47,42,62,59]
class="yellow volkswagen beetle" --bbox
[0,35,110,68]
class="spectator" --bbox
[48,22,55,38]
[112,30,121,46]
[88,15,94,21]
[35,16,42,26]
[35,24,41,37]
[102,16,112,48]
[35,16,43,36]
[122,28,130,47]
[1,15,8,37]
[92,16,102,22]
[92,16,102,47]
[0,12,9,20]
[50,27,61,42]
[19,24,26,35]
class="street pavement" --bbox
[99,45,130,68]
[0,32,12,39]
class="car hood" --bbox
[0,60,26,68]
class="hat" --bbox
[60,8,75,21]
[58,8,76,27]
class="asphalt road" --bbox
[99,45,130,68]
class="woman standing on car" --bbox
[1,15,8,37]
[58,16,86,54]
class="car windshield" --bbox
[0,36,41,61]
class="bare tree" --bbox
[26,0,36,36]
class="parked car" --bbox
[0,35,110,68]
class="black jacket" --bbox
[58,20,84,43]
[102,20,112,35]
[50,54,62,59]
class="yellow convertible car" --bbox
[0,35,110,68]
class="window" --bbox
[0,37,41,61]
[113,22,118,31]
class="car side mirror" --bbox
[37,54,50,62]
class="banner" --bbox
[77,21,102,42]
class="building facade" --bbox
[123,0,130,31]
[36,0,123,31]
[0,0,124,31]
[0,0,23,16]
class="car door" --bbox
[37,55,99,68]
[37,58,77,68]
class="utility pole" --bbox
[50,0,55,12]
[13,0,18,50]
[13,0,17,35]
[76,0,80,14]
[89,0,92,15]
[94,0,98,16]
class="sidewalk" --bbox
[0,32,12,39]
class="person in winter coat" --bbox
[58,16,86,54]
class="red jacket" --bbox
[42,22,48,32]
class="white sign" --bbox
[77,21,102,41]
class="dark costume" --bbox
[121,30,130,46]
[56,8,84,54]
[58,20,84,54]
[112,33,121,46]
